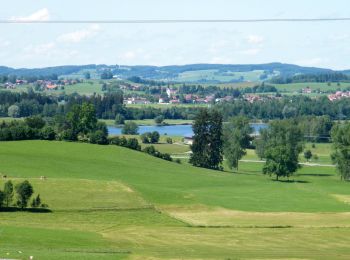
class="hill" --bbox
[0,63,345,83]
[1,141,350,259]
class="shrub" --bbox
[41,126,56,140]
[89,130,108,145]
[154,115,164,125]
[140,131,160,144]
[115,114,125,125]
[122,122,139,135]
[25,116,46,129]
[61,129,77,141]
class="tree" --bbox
[79,103,98,134]
[0,190,4,208]
[3,180,14,207]
[126,138,141,150]
[331,122,350,180]
[223,116,252,171]
[254,128,269,159]
[189,108,223,170]
[154,115,164,125]
[65,103,98,139]
[31,194,41,208]
[304,150,312,162]
[122,122,139,135]
[140,131,160,143]
[41,126,56,140]
[100,70,113,79]
[150,131,160,143]
[166,137,173,144]
[262,120,303,180]
[89,130,108,144]
[115,114,125,125]
[84,72,91,80]
[15,180,34,209]
[8,105,20,118]
[25,116,46,129]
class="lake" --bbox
[108,123,267,136]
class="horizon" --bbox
[1,61,347,71]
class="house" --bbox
[169,99,180,104]
[194,98,207,104]
[244,94,262,103]
[184,135,194,145]
[302,87,312,94]
[124,97,150,105]
[166,88,177,98]
[205,95,215,103]
[328,91,350,101]
[46,84,57,90]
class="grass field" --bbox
[101,119,193,126]
[271,82,350,93]
[1,141,350,259]
[175,69,274,83]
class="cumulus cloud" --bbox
[246,35,264,44]
[10,8,50,22]
[57,25,101,43]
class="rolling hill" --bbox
[1,140,350,259]
[0,63,347,83]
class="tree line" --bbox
[270,72,350,84]
[0,180,47,210]
[190,108,350,181]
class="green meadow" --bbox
[271,82,350,92]
[1,141,350,259]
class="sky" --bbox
[0,0,350,69]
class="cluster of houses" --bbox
[328,91,350,101]
[1,79,79,91]
[124,97,150,105]
[3,79,29,89]
[244,94,264,103]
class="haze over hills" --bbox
[0,63,349,83]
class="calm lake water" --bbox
[108,123,267,136]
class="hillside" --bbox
[1,141,350,259]
[0,63,344,83]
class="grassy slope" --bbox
[1,141,348,212]
[1,141,350,259]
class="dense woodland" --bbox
[3,90,350,122]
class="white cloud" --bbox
[240,48,261,56]
[246,35,264,44]
[57,25,101,43]
[10,8,50,22]
[123,51,136,59]
[295,57,328,67]
[24,42,56,55]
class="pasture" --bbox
[271,82,350,93]
[175,69,274,83]
[0,141,350,259]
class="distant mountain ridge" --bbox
[0,63,348,83]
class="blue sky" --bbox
[0,0,350,69]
